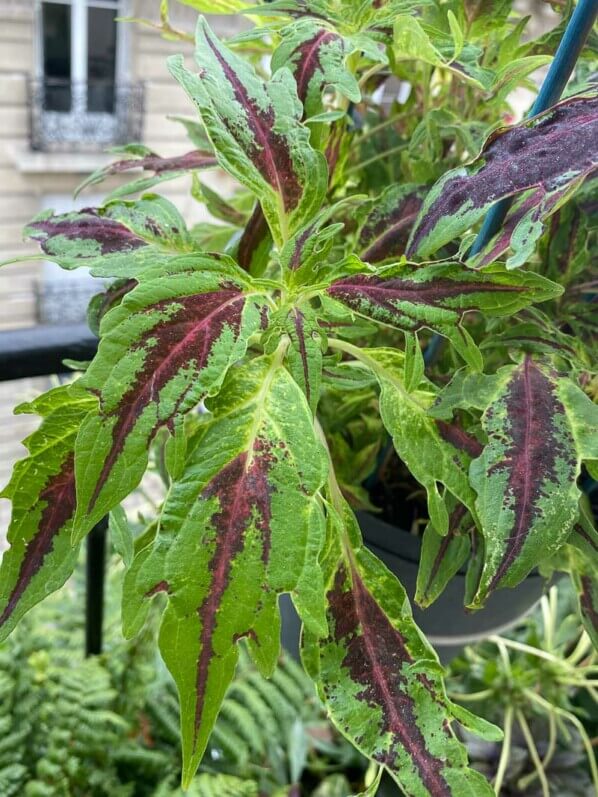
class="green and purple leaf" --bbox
[0,385,96,640]
[416,500,473,608]
[408,91,598,263]
[122,357,327,786]
[306,500,497,796]
[168,17,328,247]
[24,195,193,278]
[283,305,323,413]
[367,348,478,533]
[327,261,560,363]
[76,147,218,201]
[271,19,360,118]
[566,505,598,649]
[358,184,425,264]
[72,256,270,537]
[469,357,598,606]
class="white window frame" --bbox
[34,0,131,144]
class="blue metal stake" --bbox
[469,0,598,257]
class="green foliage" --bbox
[1,1,597,795]
[0,565,367,796]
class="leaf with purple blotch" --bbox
[408,91,598,263]
[469,357,598,607]
[304,498,498,796]
[24,195,193,278]
[416,498,473,608]
[168,17,328,247]
[75,146,217,201]
[355,347,478,533]
[358,184,425,264]
[0,384,96,641]
[280,209,345,286]
[236,205,273,274]
[567,505,598,649]
[271,19,360,119]
[72,255,271,538]
[283,305,324,413]
[327,260,561,364]
[122,356,327,787]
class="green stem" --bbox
[344,143,408,177]
[524,689,598,794]
[516,709,550,797]
[488,636,570,667]
[494,705,513,795]
[447,689,494,702]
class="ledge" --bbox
[13,150,113,175]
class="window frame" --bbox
[34,0,131,118]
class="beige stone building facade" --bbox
[0,0,237,533]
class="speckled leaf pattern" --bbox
[358,184,425,264]
[271,19,360,118]
[168,18,328,247]
[469,357,598,606]
[122,357,327,786]
[327,262,560,355]
[76,148,218,201]
[72,256,269,538]
[366,348,478,534]
[416,501,473,609]
[0,385,96,640]
[25,195,193,278]
[283,306,323,413]
[568,507,598,649]
[308,500,496,797]
[408,91,598,261]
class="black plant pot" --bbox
[281,511,547,664]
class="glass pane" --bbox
[41,1,71,112]
[87,6,117,113]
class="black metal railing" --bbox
[0,324,103,654]
[29,79,144,152]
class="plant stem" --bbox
[344,143,408,177]
[488,636,569,666]
[494,705,513,796]
[447,689,494,702]
[516,709,550,797]
[524,689,598,793]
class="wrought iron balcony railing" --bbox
[29,78,144,152]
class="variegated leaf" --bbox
[327,261,560,364]
[72,256,270,538]
[280,305,323,413]
[469,357,598,606]
[568,507,598,649]
[0,385,96,640]
[306,499,497,796]
[271,19,360,118]
[416,500,473,609]
[358,184,425,264]
[122,357,327,786]
[168,17,328,247]
[359,347,478,533]
[76,147,217,201]
[408,91,598,263]
[24,195,192,278]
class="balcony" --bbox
[29,79,144,153]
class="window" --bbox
[33,1,140,149]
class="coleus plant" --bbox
[1,1,597,795]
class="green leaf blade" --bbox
[0,385,95,640]
[73,257,269,537]
[123,358,328,785]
